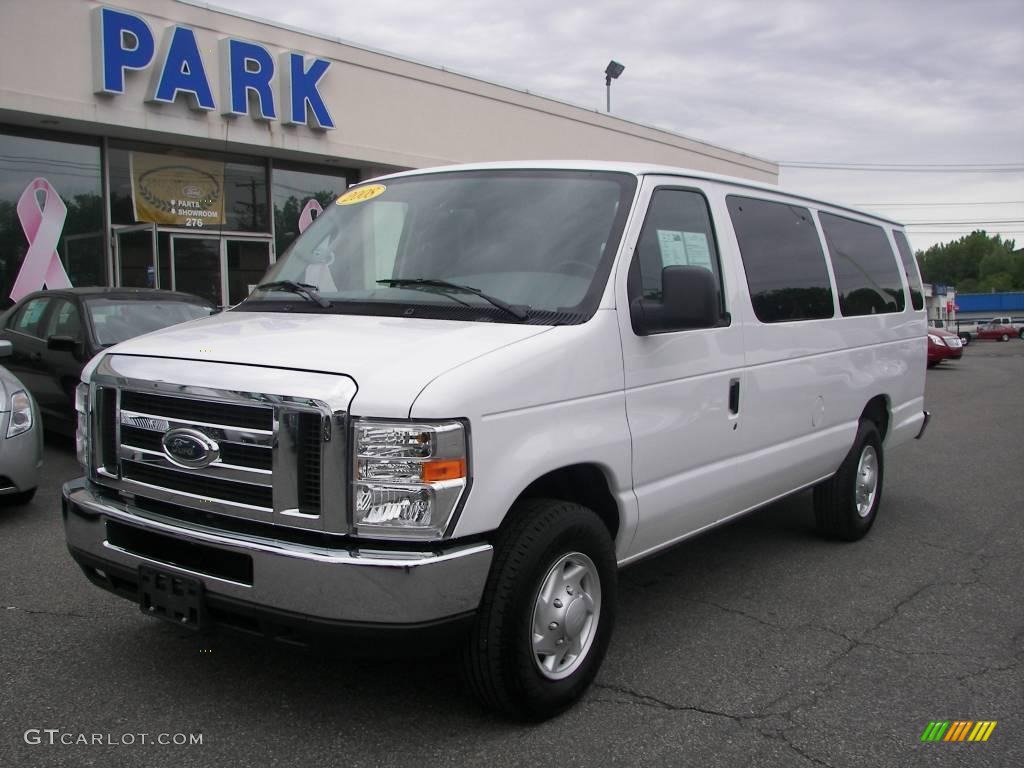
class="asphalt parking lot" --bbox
[2,342,1022,768]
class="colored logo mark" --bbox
[920,721,997,742]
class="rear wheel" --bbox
[813,421,883,541]
[462,498,617,720]
[1001,333,1010,342]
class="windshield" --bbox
[245,170,637,323]
[86,299,214,346]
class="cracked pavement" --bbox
[2,343,1022,767]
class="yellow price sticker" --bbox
[336,184,386,205]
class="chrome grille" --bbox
[87,354,357,536]
[117,391,276,513]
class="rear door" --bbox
[616,178,748,559]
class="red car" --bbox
[975,321,1020,342]
[927,327,963,367]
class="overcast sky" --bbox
[212,0,1024,252]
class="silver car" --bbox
[0,340,42,505]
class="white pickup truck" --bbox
[954,316,1024,342]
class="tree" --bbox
[916,231,1021,292]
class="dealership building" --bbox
[0,0,777,308]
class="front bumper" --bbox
[63,480,492,639]
[0,416,43,495]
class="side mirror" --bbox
[630,265,721,335]
[0,340,11,358]
[47,335,79,353]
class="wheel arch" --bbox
[507,463,621,543]
[860,394,891,442]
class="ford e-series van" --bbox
[63,162,928,719]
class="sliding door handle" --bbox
[728,378,740,415]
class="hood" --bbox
[928,327,959,339]
[91,311,552,416]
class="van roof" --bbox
[370,160,904,228]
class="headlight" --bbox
[75,383,89,467]
[352,420,468,539]
[928,333,945,346]
[7,390,33,438]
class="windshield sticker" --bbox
[336,184,386,205]
[656,229,713,271]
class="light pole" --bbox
[605,60,625,113]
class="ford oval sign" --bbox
[162,428,220,469]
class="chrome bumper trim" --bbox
[64,482,492,625]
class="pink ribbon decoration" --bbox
[10,177,73,302]
[298,198,323,233]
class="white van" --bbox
[64,162,928,719]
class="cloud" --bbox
[211,0,1024,250]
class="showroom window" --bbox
[107,140,269,233]
[0,129,104,307]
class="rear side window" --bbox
[819,212,905,316]
[726,196,834,322]
[11,297,50,338]
[892,230,924,310]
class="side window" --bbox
[45,298,83,340]
[819,212,906,316]
[892,230,924,310]
[726,196,834,322]
[11,297,51,338]
[629,187,724,309]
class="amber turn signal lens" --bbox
[421,459,467,482]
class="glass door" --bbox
[225,238,273,305]
[114,224,157,288]
[171,235,223,307]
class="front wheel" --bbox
[1001,333,1010,342]
[813,421,884,541]
[462,498,617,720]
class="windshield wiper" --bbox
[252,280,331,308]
[377,278,529,321]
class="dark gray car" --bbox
[0,288,214,434]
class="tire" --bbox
[813,421,883,541]
[1018,329,1024,340]
[959,333,971,345]
[1000,333,1010,342]
[462,498,617,720]
[0,488,37,506]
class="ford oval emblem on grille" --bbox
[162,428,220,469]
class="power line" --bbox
[780,162,1024,173]
[855,200,1024,207]
[904,219,1024,226]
